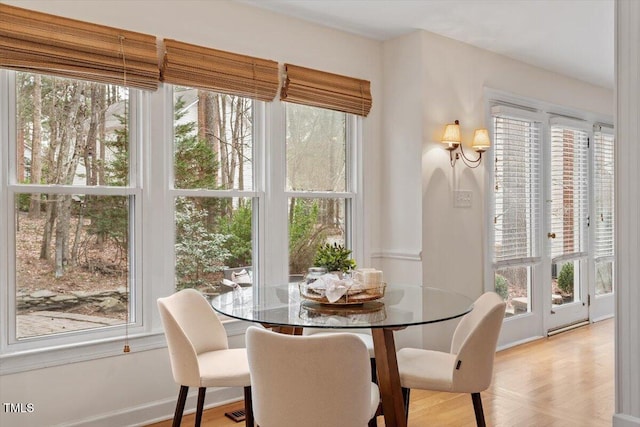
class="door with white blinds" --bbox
[592,127,615,320]
[490,106,614,344]
[547,120,590,331]
[490,106,545,343]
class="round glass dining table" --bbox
[210,284,474,427]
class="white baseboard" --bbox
[613,413,640,427]
[57,387,244,427]
[591,313,614,323]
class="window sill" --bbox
[0,319,250,375]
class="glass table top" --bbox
[210,284,474,330]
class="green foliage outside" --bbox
[173,97,218,190]
[86,111,130,256]
[219,203,252,268]
[175,200,231,290]
[171,95,235,290]
[557,262,574,294]
[17,193,31,212]
[108,112,130,186]
[313,242,356,273]
[495,274,509,300]
[288,199,329,274]
[85,195,129,255]
[16,74,351,293]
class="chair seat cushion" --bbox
[198,348,251,387]
[396,348,457,391]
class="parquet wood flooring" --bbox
[146,318,613,426]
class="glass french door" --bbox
[546,122,589,332]
[591,128,615,320]
[490,107,615,346]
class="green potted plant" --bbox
[313,243,356,275]
[557,262,574,302]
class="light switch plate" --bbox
[454,190,472,208]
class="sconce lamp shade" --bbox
[472,128,491,152]
[442,120,461,147]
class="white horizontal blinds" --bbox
[593,130,615,259]
[0,3,159,90]
[549,125,589,261]
[492,115,541,263]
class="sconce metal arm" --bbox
[448,143,484,168]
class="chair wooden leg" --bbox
[172,385,188,427]
[471,392,486,427]
[370,358,378,384]
[244,386,254,427]
[402,387,411,423]
[195,387,206,427]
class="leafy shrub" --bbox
[219,203,252,268]
[557,262,574,294]
[495,274,509,300]
[288,199,327,274]
[313,242,356,273]
[175,200,230,290]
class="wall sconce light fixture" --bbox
[441,120,490,168]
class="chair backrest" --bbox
[449,292,506,392]
[246,326,374,427]
[157,289,229,386]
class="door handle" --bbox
[547,232,556,239]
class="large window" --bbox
[1,61,363,373]
[8,72,137,340]
[172,87,256,293]
[285,103,354,277]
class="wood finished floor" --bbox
[147,318,614,427]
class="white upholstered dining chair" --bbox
[246,326,380,427]
[157,289,253,427]
[396,291,506,427]
[303,327,378,382]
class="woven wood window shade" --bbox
[281,64,372,117]
[0,3,159,90]
[161,39,279,102]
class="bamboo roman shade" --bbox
[0,4,159,90]
[281,64,372,117]
[161,39,279,101]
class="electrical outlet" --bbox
[454,190,472,208]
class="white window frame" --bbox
[0,78,364,374]
[167,85,265,289]
[0,70,150,373]
[283,103,359,268]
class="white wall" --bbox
[0,1,383,426]
[381,30,613,351]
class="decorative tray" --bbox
[299,301,387,324]
[298,282,386,305]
